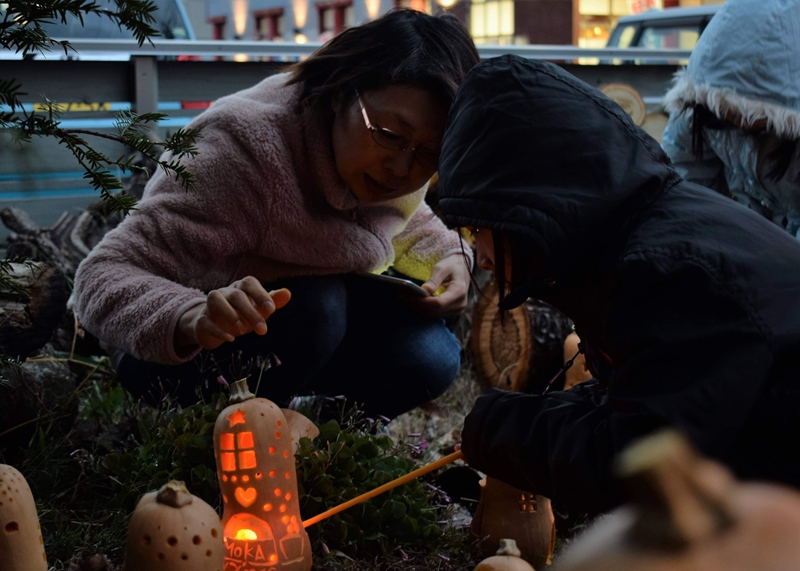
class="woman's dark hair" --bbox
[285,9,479,116]
[492,229,540,308]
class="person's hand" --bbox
[403,253,470,318]
[175,276,291,351]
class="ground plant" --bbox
[2,368,482,569]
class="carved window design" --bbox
[519,493,537,513]
[220,431,257,472]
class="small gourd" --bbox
[554,430,800,571]
[123,480,223,571]
[0,464,47,571]
[280,408,320,453]
[475,539,536,571]
[472,477,556,568]
[214,379,312,571]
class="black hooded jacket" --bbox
[437,56,800,515]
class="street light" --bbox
[292,0,309,30]
[365,0,381,20]
[231,0,248,36]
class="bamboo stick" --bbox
[302,449,464,528]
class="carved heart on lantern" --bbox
[235,487,257,507]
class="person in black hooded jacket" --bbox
[437,55,800,517]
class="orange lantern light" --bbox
[213,379,312,571]
[0,464,47,571]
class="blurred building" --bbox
[196,0,726,45]
[575,0,725,49]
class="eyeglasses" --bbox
[356,90,440,172]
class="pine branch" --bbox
[163,127,202,161]
[2,0,159,57]
[6,109,202,212]
[0,255,33,298]
[0,78,25,111]
[60,129,126,144]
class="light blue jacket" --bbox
[662,0,800,237]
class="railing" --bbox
[0,40,689,228]
[59,38,693,63]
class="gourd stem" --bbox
[303,450,464,528]
[229,379,255,404]
[156,480,194,508]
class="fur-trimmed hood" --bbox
[664,0,800,140]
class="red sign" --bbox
[628,0,662,13]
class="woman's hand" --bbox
[404,253,470,318]
[175,276,291,350]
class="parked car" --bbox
[0,0,198,238]
[607,5,721,50]
[0,0,196,60]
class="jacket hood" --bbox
[664,0,800,139]
[437,56,679,303]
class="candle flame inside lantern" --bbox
[235,528,258,540]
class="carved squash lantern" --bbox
[214,379,312,571]
[472,477,556,568]
[123,480,224,571]
[0,464,47,571]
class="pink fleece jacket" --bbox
[73,73,469,365]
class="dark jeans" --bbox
[117,274,462,419]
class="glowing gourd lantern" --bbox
[0,464,47,571]
[214,379,311,571]
[123,480,224,571]
[472,477,556,568]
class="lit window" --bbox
[518,493,537,513]
[220,430,258,471]
[470,0,515,45]
[238,432,255,448]
[393,0,427,11]
[317,1,354,37]
[220,433,235,451]
[221,452,236,472]
[254,8,284,40]
[239,450,257,469]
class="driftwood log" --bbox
[0,156,154,443]
[0,262,68,361]
[0,343,76,443]
[471,281,573,394]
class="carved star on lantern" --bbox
[228,409,247,427]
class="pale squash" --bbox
[280,408,320,454]
[214,379,312,571]
[475,539,536,571]
[554,430,800,571]
[123,480,224,571]
[0,464,47,571]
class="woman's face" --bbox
[331,85,447,204]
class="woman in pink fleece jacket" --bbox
[73,10,479,417]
